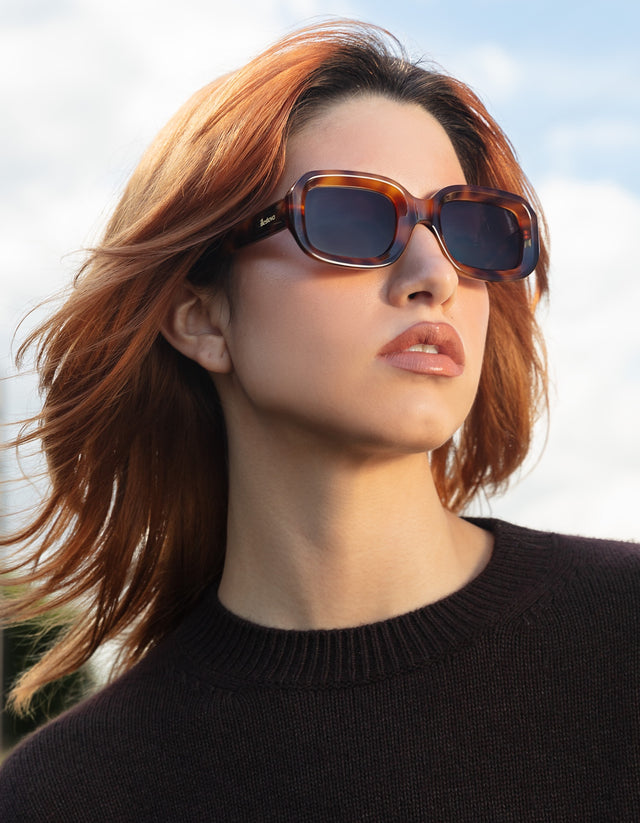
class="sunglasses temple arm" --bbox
[226,199,288,251]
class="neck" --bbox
[218,436,492,630]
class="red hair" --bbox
[1,20,548,712]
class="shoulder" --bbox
[487,517,640,574]
[554,529,640,563]
[488,518,640,631]
[0,637,195,821]
[548,527,640,616]
[532,522,640,590]
[471,517,640,622]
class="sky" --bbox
[1,0,639,540]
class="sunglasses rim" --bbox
[226,170,539,282]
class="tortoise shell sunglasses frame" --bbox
[225,170,539,282]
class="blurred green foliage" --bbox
[1,611,94,755]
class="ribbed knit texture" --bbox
[1,519,639,821]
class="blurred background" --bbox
[1,0,639,751]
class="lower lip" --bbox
[379,351,464,377]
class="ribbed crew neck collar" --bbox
[169,519,562,689]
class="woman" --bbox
[1,20,638,822]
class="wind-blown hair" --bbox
[1,20,548,712]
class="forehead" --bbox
[280,95,466,198]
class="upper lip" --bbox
[377,322,465,367]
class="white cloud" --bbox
[437,43,522,103]
[542,119,640,182]
[530,52,639,107]
[547,120,640,155]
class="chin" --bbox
[337,422,460,460]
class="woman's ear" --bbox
[161,282,232,374]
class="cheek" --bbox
[224,268,344,400]
[228,252,372,367]
[457,281,490,372]
[476,291,491,361]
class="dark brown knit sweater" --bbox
[1,519,639,821]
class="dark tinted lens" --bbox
[440,201,522,271]
[304,186,396,259]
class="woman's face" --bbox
[215,95,490,457]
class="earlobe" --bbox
[160,283,232,374]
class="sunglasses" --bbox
[226,170,539,282]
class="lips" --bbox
[377,322,465,377]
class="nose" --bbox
[386,225,459,307]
